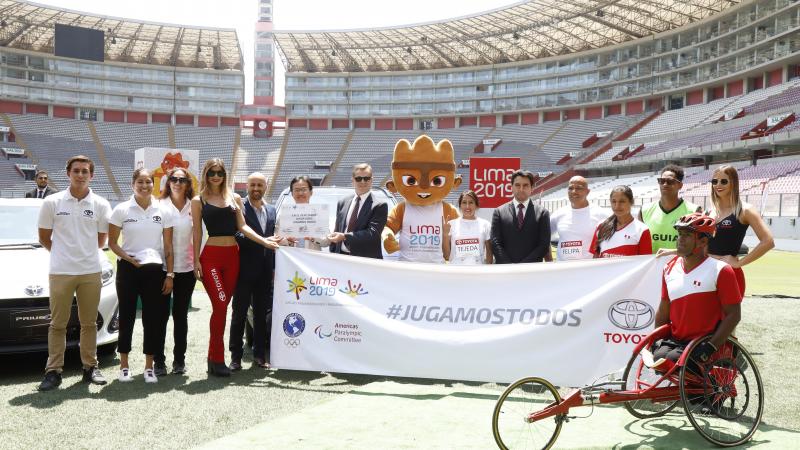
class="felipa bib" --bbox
[399,203,445,263]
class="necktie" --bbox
[517,203,525,230]
[347,195,361,232]
[38,190,44,199]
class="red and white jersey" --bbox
[662,256,742,342]
[590,219,652,258]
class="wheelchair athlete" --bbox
[653,212,743,367]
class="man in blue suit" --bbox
[229,172,277,370]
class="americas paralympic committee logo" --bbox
[314,325,332,339]
[339,280,368,298]
[286,271,307,300]
[608,299,654,331]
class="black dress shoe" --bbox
[82,366,108,385]
[153,362,168,377]
[207,360,231,377]
[171,361,186,375]
[229,360,243,372]
[38,371,62,391]
[253,357,270,369]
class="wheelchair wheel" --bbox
[492,377,564,450]
[679,336,764,447]
[622,350,679,419]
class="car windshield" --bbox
[0,205,40,245]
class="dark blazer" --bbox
[25,186,56,199]
[330,193,388,259]
[236,198,277,281]
[491,200,551,264]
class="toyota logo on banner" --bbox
[608,299,654,331]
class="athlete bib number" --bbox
[452,237,481,265]
[559,240,583,260]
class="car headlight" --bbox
[101,260,115,287]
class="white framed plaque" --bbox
[278,204,330,238]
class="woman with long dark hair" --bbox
[443,190,492,264]
[707,165,774,295]
[590,185,652,258]
[156,167,196,375]
[191,159,280,377]
[108,168,174,383]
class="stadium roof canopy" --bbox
[0,0,242,70]
[274,0,741,73]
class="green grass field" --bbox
[743,250,800,297]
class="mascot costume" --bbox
[382,135,461,263]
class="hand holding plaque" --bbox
[278,204,330,238]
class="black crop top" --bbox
[202,201,238,237]
[708,213,749,256]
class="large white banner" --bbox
[272,248,666,387]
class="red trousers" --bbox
[199,245,239,363]
[733,266,746,297]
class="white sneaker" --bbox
[118,368,133,382]
[144,368,158,384]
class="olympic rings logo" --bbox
[284,338,301,348]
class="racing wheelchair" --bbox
[491,325,764,449]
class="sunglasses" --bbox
[169,176,191,184]
[711,178,730,186]
[353,176,372,182]
[657,177,678,185]
[207,170,225,178]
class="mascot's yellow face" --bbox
[386,135,462,207]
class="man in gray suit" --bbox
[26,170,57,199]
[491,170,551,263]
[328,163,388,259]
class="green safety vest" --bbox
[641,199,700,253]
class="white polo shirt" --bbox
[160,197,193,273]
[109,196,173,265]
[38,189,111,275]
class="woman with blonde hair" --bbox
[707,164,774,295]
[191,158,280,377]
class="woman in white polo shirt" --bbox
[109,168,174,384]
[156,167,196,375]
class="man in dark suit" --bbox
[229,172,277,370]
[26,170,57,199]
[491,170,551,264]
[328,163,388,259]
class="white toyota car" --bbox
[0,198,118,354]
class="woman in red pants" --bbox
[191,159,280,376]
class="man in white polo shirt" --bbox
[549,176,609,261]
[37,155,112,391]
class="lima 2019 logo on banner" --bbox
[286,271,368,300]
[608,299,654,331]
